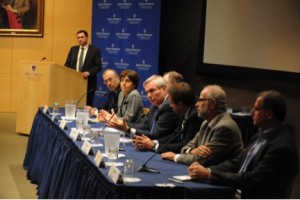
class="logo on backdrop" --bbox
[125,44,141,56]
[136,59,151,71]
[107,14,122,24]
[96,28,110,39]
[106,43,121,54]
[115,58,130,70]
[97,0,112,9]
[137,29,152,40]
[116,28,131,40]
[118,1,132,9]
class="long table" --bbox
[23,109,236,198]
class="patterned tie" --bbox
[180,118,187,140]
[239,132,266,173]
[78,47,84,72]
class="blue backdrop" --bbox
[91,0,161,108]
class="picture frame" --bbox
[0,0,44,37]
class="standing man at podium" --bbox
[65,30,102,106]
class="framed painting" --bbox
[0,0,44,37]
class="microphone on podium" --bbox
[76,89,95,106]
[137,131,182,173]
[40,57,46,62]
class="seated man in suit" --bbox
[87,68,121,115]
[100,69,145,124]
[132,82,203,153]
[101,75,179,141]
[162,84,243,166]
[188,90,299,199]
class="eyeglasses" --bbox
[103,76,116,84]
[197,98,214,102]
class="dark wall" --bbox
[159,0,300,198]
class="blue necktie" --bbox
[239,133,266,173]
[150,107,158,134]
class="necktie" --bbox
[150,107,159,134]
[180,118,187,140]
[78,47,84,72]
[201,125,211,144]
[239,133,266,173]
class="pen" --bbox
[168,178,184,184]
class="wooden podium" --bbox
[16,60,87,135]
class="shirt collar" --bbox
[80,44,89,50]
[158,95,169,110]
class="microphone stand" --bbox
[137,130,182,173]
[76,89,94,107]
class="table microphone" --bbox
[76,89,95,106]
[40,57,46,62]
[137,130,182,173]
[100,101,127,134]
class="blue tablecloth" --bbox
[23,109,235,198]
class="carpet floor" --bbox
[0,113,37,199]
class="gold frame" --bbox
[0,0,44,37]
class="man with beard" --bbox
[162,84,243,166]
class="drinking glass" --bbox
[108,146,118,163]
[123,159,135,178]
[82,124,91,140]
[76,118,84,134]
[65,100,76,119]
[90,129,100,144]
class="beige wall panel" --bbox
[0,75,11,112]
[11,73,18,112]
[52,0,92,65]
[11,38,51,73]
[0,38,13,73]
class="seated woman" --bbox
[99,69,145,124]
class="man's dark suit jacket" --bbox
[210,125,299,199]
[65,44,102,106]
[129,98,179,140]
[157,106,203,153]
[98,85,121,113]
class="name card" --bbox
[69,129,79,141]
[51,115,58,122]
[43,105,49,114]
[108,164,123,184]
[94,150,105,168]
[81,140,94,155]
[59,119,68,130]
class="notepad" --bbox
[173,175,191,181]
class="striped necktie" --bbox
[78,47,84,72]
